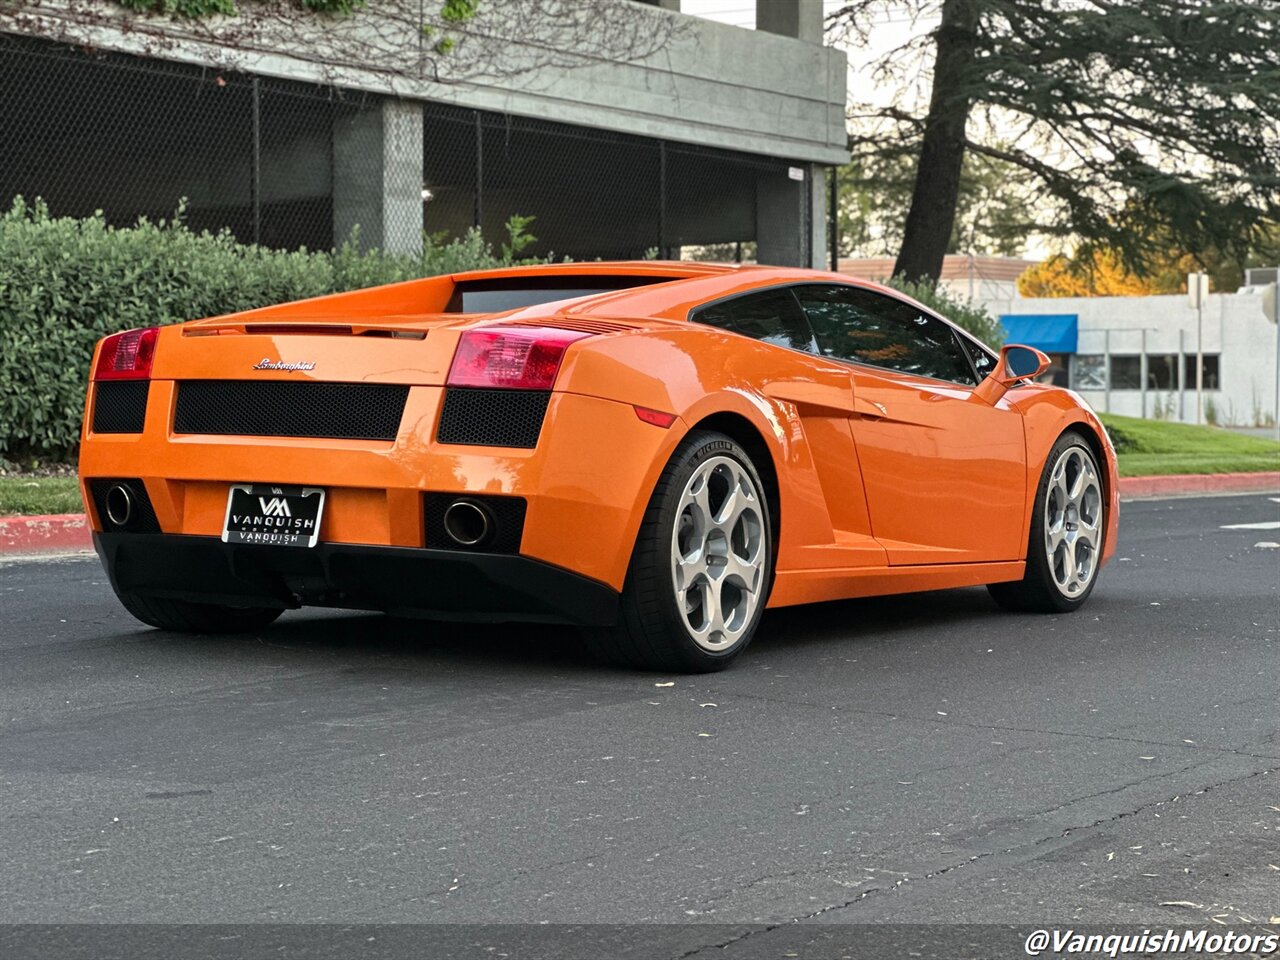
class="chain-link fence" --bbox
[1,33,812,263]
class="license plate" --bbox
[221,484,325,548]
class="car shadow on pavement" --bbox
[121,586,1012,677]
[751,585,1005,657]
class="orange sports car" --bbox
[80,262,1118,672]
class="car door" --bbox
[793,283,1027,565]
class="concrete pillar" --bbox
[809,163,827,270]
[333,98,424,255]
[756,0,823,43]
[756,165,811,268]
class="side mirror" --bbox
[974,344,1051,405]
[998,344,1051,384]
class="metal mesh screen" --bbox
[2,33,810,262]
[174,381,409,440]
[91,381,151,435]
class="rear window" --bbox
[447,275,671,313]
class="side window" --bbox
[958,334,997,381]
[794,284,977,386]
[692,288,819,354]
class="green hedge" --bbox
[0,199,538,460]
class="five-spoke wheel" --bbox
[1043,444,1103,598]
[671,455,767,652]
[590,430,773,672]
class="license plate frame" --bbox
[221,484,326,548]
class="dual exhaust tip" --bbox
[104,484,503,548]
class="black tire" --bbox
[988,431,1106,613]
[116,593,283,634]
[588,430,774,673]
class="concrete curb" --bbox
[0,513,93,555]
[1,471,1277,556]
[1118,471,1280,500]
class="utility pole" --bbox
[1140,329,1148,419]
[1188,272,1209,425]
[1103,329,1111,414]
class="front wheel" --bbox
[988,432,1105,613]
[588,430,773,672]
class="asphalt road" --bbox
[1,493,1277,958]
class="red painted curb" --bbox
[1118,471,1280,499]
[0,513,92,554]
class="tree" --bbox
[836,148,1036,259]
[1018,250,1163,298]
[828,1,1280,283]
[1020,223,1280,298]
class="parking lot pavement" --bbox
[0,494,1276,952]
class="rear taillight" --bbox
[94,327,159,381]
[447,326,591,390]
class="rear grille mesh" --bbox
[92,381,150,434]
[174,381,408,440]
[436,389,550,448]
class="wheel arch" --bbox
[1018,399,1120,568]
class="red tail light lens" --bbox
[447,326,591,390]
[94,327,159,380]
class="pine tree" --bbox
[830,0,1280,282]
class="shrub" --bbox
[883,276,1006,348]
[0,198,541,459]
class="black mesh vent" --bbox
[436,389,550,448]
[424,494,527,554]
[174,381,408,440]
[88,478,161,533]
[92,381,150,434]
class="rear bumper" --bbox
[95,532,620,626]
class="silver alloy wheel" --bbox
[671,455,766,652]
[1044,445,1103,598]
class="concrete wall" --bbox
[5,0,847,166]
[979,290,1280,427]
[3,1,845,263]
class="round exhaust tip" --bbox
[104,484,134,528]
[443,499,492,547]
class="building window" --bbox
[1073,355,1106,389]
[1184,354,1221,390]
[1039,353,1071,387]
[1145,354,1178,390]
[1110,355,1141,389]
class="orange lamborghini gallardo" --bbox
[80,262,1118,672]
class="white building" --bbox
[978,287,1280,428]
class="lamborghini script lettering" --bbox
[253,359,316,371]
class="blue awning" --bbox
[999,314,1078,354]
